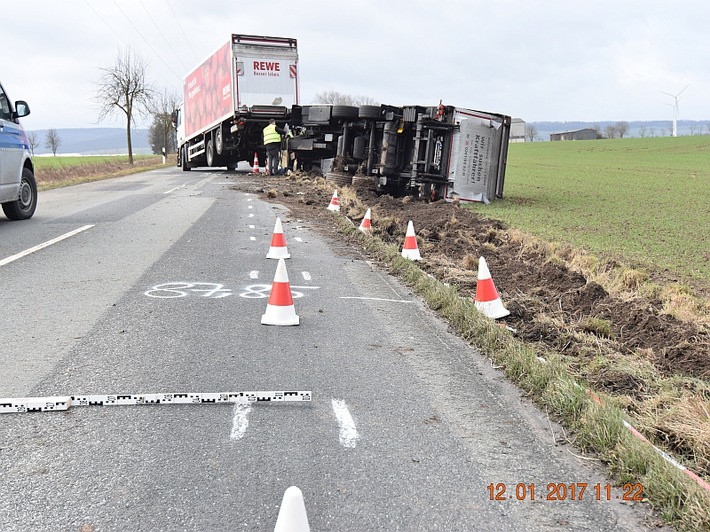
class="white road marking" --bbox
[230,402,252,441]
[248,205,253,209]
[248,225,255,229]
[339,296,413,303]
[294,237,303,242]
[164,184,186,194]
[0,225,94,267]
[250,236,256,241]
[332,399,359,448]
[249,271,259,279]
[249,213,254,218]
[302,271,312,281]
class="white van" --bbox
[0,80,37,220]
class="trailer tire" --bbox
[181,147,191,172]
[206,139,216,167]
[215,126,224,155]
[358,105,381,119]
[331,105,358,119]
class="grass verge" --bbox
[34,155,168,191]
[336,214,710,531]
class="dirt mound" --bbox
[238,173,710,384]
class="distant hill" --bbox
[26,128,152,156]
[529,120,710,141]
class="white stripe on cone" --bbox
[261,258,300,326]
[274,486,310,532]
[474,256,509,319]
[327,190,340,212]
[266,217,291,259]
[401,220,421,260]
[358,208,372,233]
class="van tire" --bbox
[2,167,38,220]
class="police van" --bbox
[0,80,37,220]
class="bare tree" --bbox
[604,125,618,139]
[27,131,39,156]
[638,126,647,138]
[313,91,378,106]
[148,88,181,162]
[616,121,629,138]
[525,124,538,142]
[45,129,61,156]
[96,47,154,164]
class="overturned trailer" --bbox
[287,102,510,203]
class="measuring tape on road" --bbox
[0,390,312,414]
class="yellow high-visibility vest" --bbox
[263,124,281,146]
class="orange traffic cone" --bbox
[261,258,299,326]
[358,208,372,233]
[327,190,340,212]
[474,256,509,319]
[274,486,310,532]
[401,220,421,260]
[267,217,290,259]
[253,152,260,174]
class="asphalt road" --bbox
[0,167,659,531]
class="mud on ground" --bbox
[231,171,710,475]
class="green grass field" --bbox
[477,136,710,283]
[33,154,158,170]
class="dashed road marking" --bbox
[339,296,413,303]
[332,399,359,448]
[230,402,252,441]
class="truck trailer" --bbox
[175,34,299,171]
[175,34,510,202]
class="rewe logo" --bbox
[253,61,281,72]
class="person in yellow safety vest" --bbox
[262,119,292,176]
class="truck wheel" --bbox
[2,167,38,220]
[358,105,381,119]
[215,127,224,155]
[181,147,191,172]
[206,140,216,167]
[331,105,358,119]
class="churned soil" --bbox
[231,172,710,386]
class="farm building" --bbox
[509,118,526,142]
[550,128,599,141]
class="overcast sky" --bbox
[4,0,708,131]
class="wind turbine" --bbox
[661,84,689,137]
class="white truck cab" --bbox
[0,80,37,220]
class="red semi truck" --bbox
[175,34,511,202]
[175,34,299,171]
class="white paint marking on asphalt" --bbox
[248,205,253,209]
[332,399,359,448]
[249,213,254,218]
[339,296,413,304]
[302,271,312,281]
[250,271,259,279]
[248,225,255,229]
[164,184,186,194]
[294,237,303,242]
[230,402,252,441]
[250,236,256,241]
[0,225,94,267]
